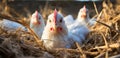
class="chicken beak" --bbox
[33,10,41,25]
[83,12,86,16]
[53,25,57,32]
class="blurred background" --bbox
[0,0,111,20]
[0,0,118,21]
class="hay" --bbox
[0,0,120,58]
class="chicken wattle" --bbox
[30,10,45,39]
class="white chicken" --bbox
[64,5,90,45]
[64,5,96,28]
[0,19,27,31]
[76,5,96,27]
[76,5,90,26]
[30,10,45,39]
[41,9,71,50]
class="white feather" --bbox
[41,11,71,50]
[30,11,45,39]
[0,19,26,31]
[64,15,75,26]
[64,6,90,45]
[68,21,90,45]
[88,18,97,26]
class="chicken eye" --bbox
[49,19,51,22]
[86,11,88,13]
[59,18,62,23]
[38,17,41,20]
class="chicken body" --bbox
[69,21,89,42]
[30,11,45,39]
[41,9,71,50]
[64,6,90,45]
[0,19,26,31]
[64,15,74,26]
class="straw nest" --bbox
[0,0,120,58]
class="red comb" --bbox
[35,10,38,19]
[83,5,86,8]
[54,9,57,24]
[83,5,86,12]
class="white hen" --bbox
[76,5,96,27]
[41,9,71,50]
[30,10,45,39]
[0,19,26,31]
[64,5,90,45]
[76,5,90,26]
